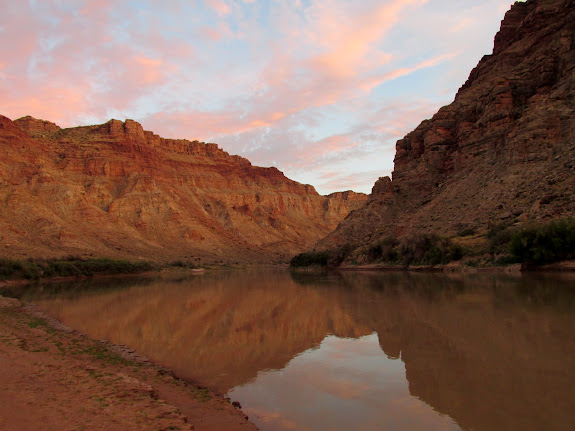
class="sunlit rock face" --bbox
[0,115,366,263]
[318,0,575,250]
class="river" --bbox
[13,269,575,431]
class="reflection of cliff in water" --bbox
[340,272,575,431]
[35,270,575,431]
[35,270,374,393]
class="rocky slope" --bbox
[317,0,575,253]
[0,115,366,263]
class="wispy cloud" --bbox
[205,0,231,16]
[0,0,516,194]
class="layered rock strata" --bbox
[0,115,366,263]
[317,0,575,252]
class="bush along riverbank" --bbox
[0,257,156,281]
[290,217,575,271]
[0,257,208,282]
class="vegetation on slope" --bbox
[291,217,575,269]
[510,218,575,265]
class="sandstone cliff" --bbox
[0,115,366,263]
[317,0,575,253]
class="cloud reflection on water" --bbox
[230,333,460,431]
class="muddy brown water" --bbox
[10,270,575,431]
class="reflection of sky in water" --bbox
[229,333,462,431]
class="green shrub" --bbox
[367,237,399,263]
[0,259,42,280]
[329,244,354,266]
[510,218,575,265]
[398,234,462,266]
[168,260,198,269]
[0,257,154,280]
[289,251,331,267]
[487,221,515,255]
[0,259,23,279]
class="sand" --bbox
[0,295,259,431]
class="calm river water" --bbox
[14,270,575,431]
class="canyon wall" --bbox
[317,0,575,252]
[0,115,366,263]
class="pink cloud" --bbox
[206,0,231,16]
[199,22,233,41]
[203,0,443,139]
[0,0,515,196]
[360,51,459,92]
[317,170,387,194]
[297,135,362,164]
[133,56,176,85]
[145,107,293,142]
[78,0,119,17]
[0,1,189,125]
[450,17,472,32]
[0,87,90,125]
[0,0,447,137]
[304,0,426,78]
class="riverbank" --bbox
[336,260,575,273]
[0,258,288,287]
[0,296,258,431]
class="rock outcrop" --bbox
[0,115,367,263]
[317,0,575,252]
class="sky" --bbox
[0,0,517,194]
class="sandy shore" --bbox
[0,295,259,431]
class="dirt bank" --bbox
[0,296,259,431]
[337,260,575,273]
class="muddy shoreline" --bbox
[0,295,259,431]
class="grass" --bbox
[193,386,212,402]
[28,317,49,328]
[72,344,137,366]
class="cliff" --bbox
[317,0,575,253]
[0,115,367,263]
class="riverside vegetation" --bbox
[0,257,154,280]
[0,257,204,281]
[290,217,575,269]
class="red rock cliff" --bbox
[0,116,367,263]
[317,0,575,251]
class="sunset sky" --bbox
[1,0,516,194]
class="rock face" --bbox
[0,115,367,263]
[317,0,575,251]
